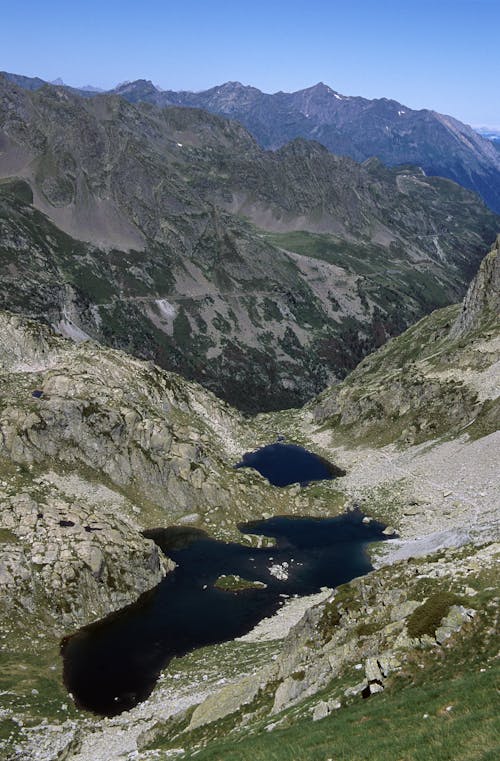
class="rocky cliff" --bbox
[309,235,500,447]
[451,234,500,337]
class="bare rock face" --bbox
[0,485,171,633]
[0,311,307,639]
[450,235,500,338]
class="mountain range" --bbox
[0,69,498,761]
[3,71,500,213]
[1,73,499,411]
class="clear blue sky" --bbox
[1,0,499,127]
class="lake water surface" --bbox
[234,442,346,486]
[61,511,388,717]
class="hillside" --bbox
[1,75,499,411]
[0,238,498,761]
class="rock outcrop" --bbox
[310,239,500,446]
[0,310,333,639]
[140,542,497,746]
[451,234,500,337]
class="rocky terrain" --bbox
[0,309,301,636]
[0,236,497,759]
[1,74,499,410]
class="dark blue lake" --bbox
[61,511,389,717]
[234,442,346,486]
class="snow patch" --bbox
[156,299,177,321]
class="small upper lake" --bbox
[234,442,346,486]
[61,511,389,717]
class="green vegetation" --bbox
[407,592,465,638]
[0,528,19,544]
[176,570,499,761]
[356,620,381,637]
[317,600,342,641]
[0,640,84,753]
[213,575,267,591]
[181,667,499,761]
[262,230,384,273]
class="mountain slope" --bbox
[1,74,499,411]
[132,240,499,761]
[110,79,500,214]
[0,236,497,760]
[5,71,500,212]
[308,234,500,447]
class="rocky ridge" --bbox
[109,78,500,213]
[5,71,500,212]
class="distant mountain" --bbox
[0,74,498,411]
[109,79,500,214]
[0,71,47,91]
[0,71,102,98]
[475,127,500,141]
[79,84,105,93]
[5,71,500,212]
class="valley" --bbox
[0,53,499,761]
[0,235,498,760]
[1,74,499,410]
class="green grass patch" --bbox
[407,592,465,639]
[214,575,267,591]
[182,666,499,761]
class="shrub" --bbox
[407,592,463,638]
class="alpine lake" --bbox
[61,443,390,716]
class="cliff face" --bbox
[451,234,500,337]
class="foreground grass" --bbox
[183,665,499,761]
[173,565,500,761]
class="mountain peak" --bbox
[114,79,159,94]
[216,81,255,92]
[298,82,348,101]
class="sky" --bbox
[1,0,499,128]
